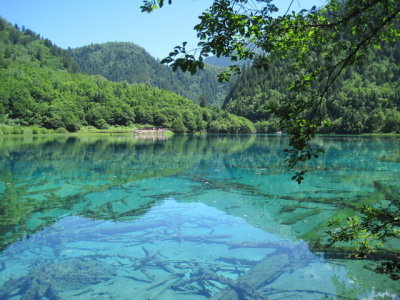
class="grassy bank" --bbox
[0,124,177,136]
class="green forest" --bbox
[68,42,230,107]
[1,14,399,135]
[0,17,254,134]
[223,44,400,134]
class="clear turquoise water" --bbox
[0,134,398,299]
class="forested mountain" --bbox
[0,20,80,74]
[68,42,230,106]
[0,17,254,133]
[223,43,400,133]
[204,56,234,68]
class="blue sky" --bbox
[0,0,323,59]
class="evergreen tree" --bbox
[199,93,207,108]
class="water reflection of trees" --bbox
[1,134,399,256]
[0,135,258,251]
[177,135,400,258]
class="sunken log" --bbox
[309,245,400,261]
[210,253,289,300]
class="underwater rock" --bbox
[0,258,116,300]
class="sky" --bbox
[0,0,323,59]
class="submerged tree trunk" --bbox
[210,253,289,300]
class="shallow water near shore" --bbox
[0,134,399,299]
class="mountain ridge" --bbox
[0,17,255,133]
[68,42,230,106]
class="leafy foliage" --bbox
[328,207,399,255]
[326,181,400,279]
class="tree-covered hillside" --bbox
[68,42,230,106]
[204,56,234,68]
[0,17,254,133]
[0,19,80,73]
[223,43,400,134]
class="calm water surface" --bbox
[0,135,399,299]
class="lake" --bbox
[0,134,398,299]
